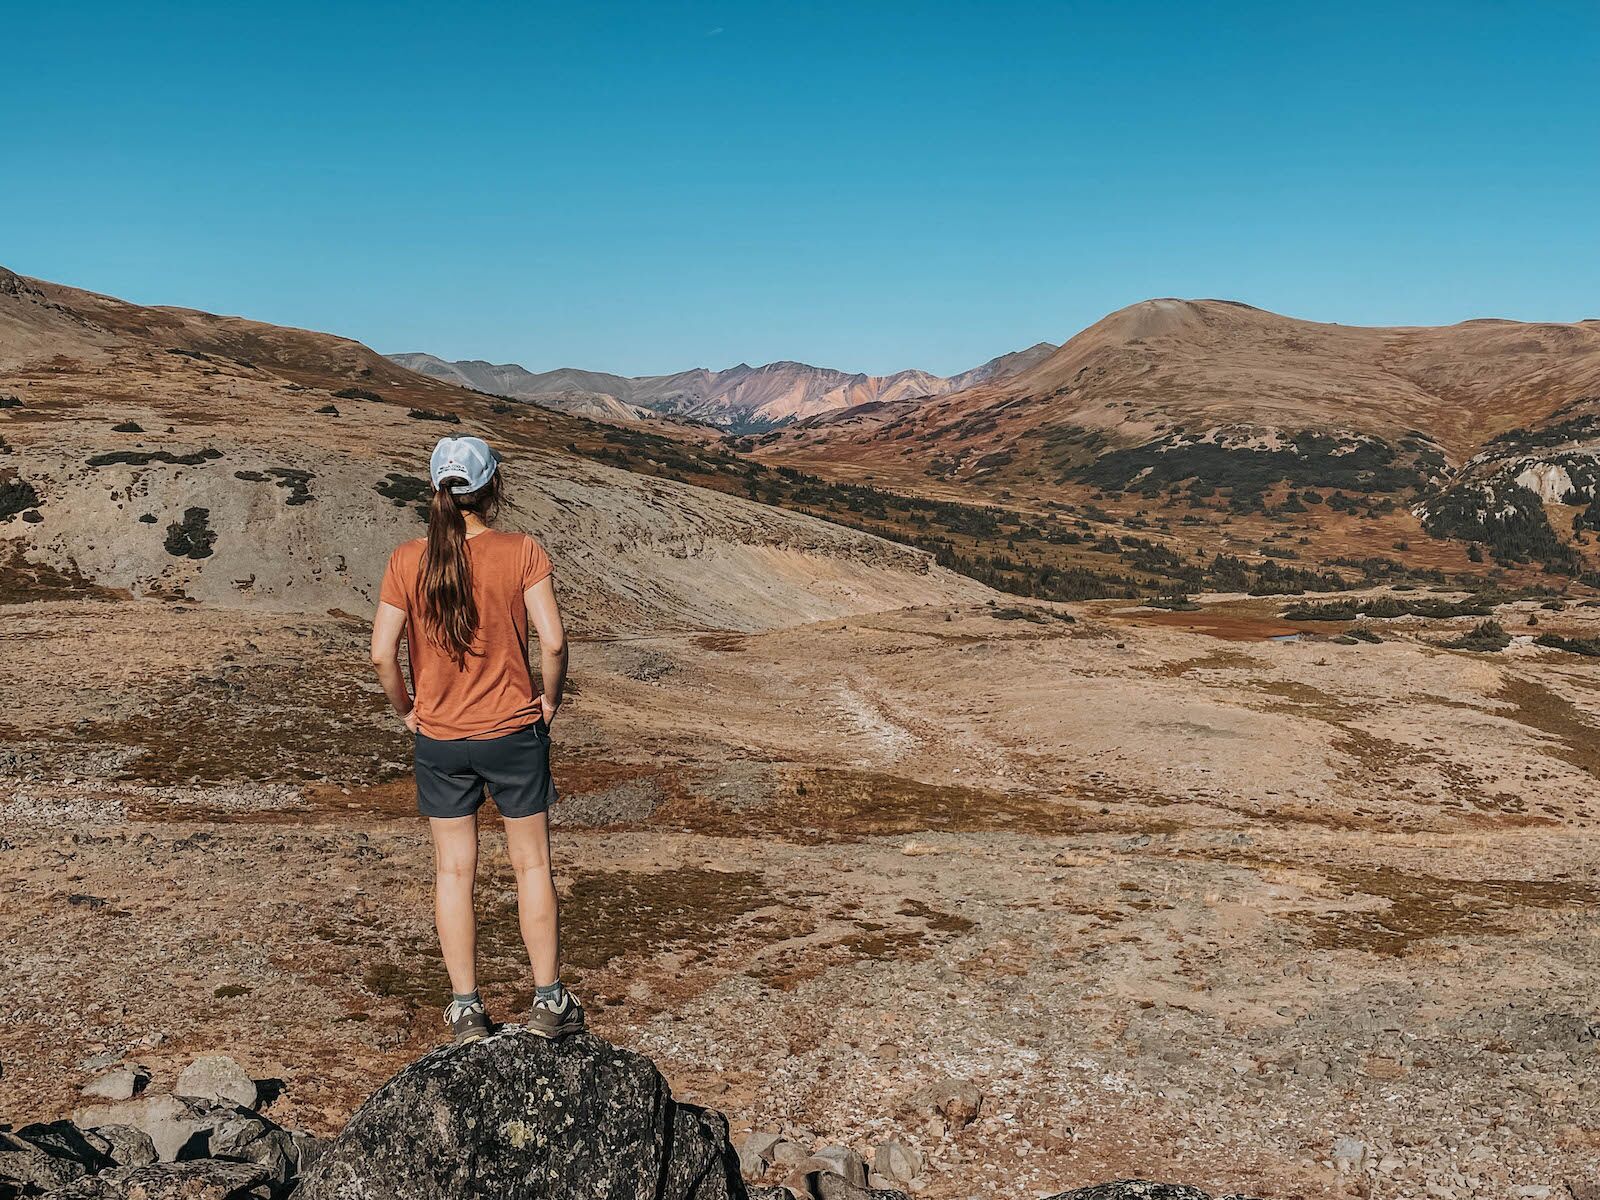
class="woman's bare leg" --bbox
[503,812,559,987]
[429,814,479,995]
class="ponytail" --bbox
[420,473,501,668]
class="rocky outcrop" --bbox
[1,1123,114,1194]
[296,1029,745,1200]
[1,1090,317,1199]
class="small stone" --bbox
[738,1131,784,1179]
[905,1077,983,1131]
[1297,1057,1331,1079]
[175,1054,258,1109]
[873,1138,923,1183]
[1332,1135,1369,1173]
[770,1139,809,1166]
[83,1123,159,1168]
[808,1145,867,1187]
[81,1065,152,1101]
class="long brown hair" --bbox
[420,472,503,667]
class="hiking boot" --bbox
[525,989,585,1039]
[445,996,491,1044]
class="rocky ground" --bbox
[5,591,1600,1199]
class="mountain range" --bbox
[9,263,1600,608]
[387,342,1059,432]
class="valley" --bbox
[4,268,1600,1199]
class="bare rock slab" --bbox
[295,1029,743,1200]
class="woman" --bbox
[369,435,582,1044]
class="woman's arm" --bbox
[525,576,568,724]
[370,601,418,732]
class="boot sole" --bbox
[524,1019,585,1040]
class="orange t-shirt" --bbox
[378,529,554,740]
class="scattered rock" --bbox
[770,1140,810,1166]
[176,1054,258,1109]
[296,1030,743,1200]
[810,1172,911,1200]
[82,1066,152,1101]
[0,1122,112,1192]
[784,1145,870,1196]
[44,1159,272,1198]
[873,1138,923,1184]
[1044,1184,1263,1200]
[807,1145,867,1187]
[767,1172,912,1200]
[74,1094,228,1163]
[205,1108,303,1189]
[905,1077,983,1131]
[738,1131,784,1178]
[1331,1135,1369,1173]
[82,1125,158,1169]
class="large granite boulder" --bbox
[296,1029,744,1200]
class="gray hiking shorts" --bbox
[413,721,556,819]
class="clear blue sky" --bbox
[5,2,1597,376]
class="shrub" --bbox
[376,472,431,519]
[1282,595,1494,622]
[164,507,217,559]
[266,467,315,506]
[1443,620,1510,652]
[0,477,41,519]
[1535,633,1600,657]
[408,408,461,424]
[87,448,223,468]
[333,387,383,402]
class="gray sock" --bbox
[453,990,482,1008]
[535,980,565,1005]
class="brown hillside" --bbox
[0,267,986,629]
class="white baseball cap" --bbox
[429,436,499,494]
